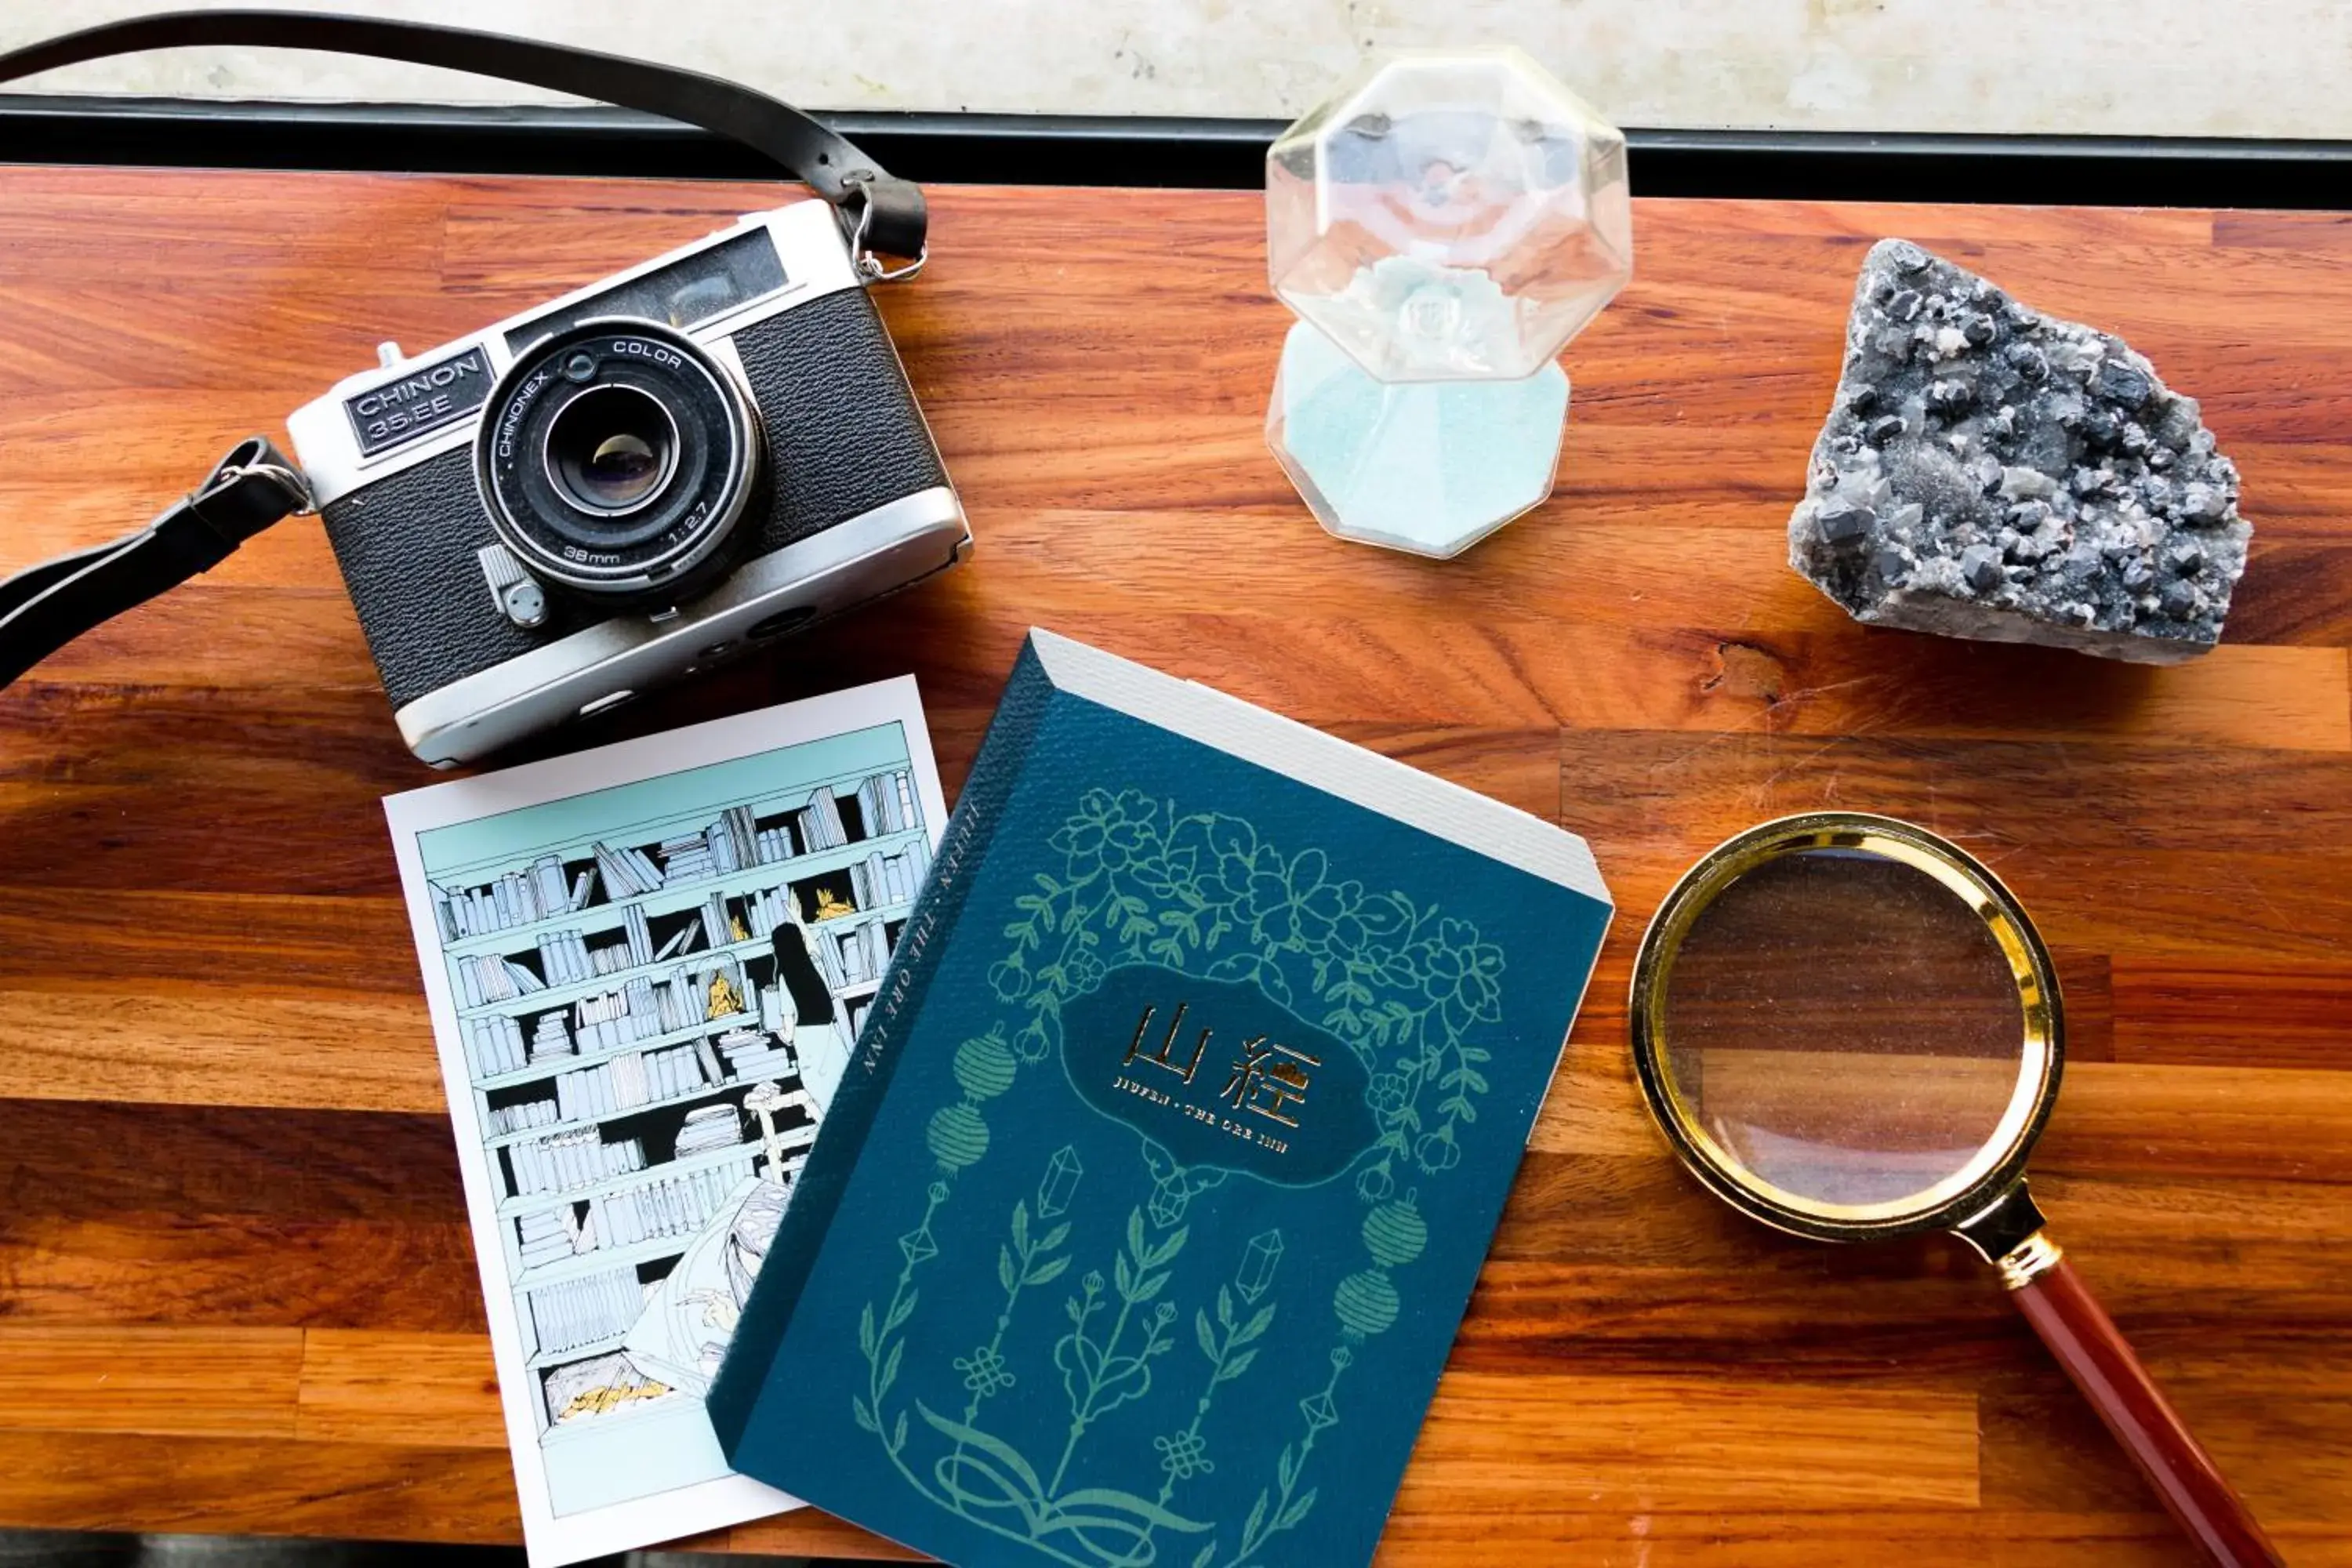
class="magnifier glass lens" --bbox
[1657,847,2029,1210]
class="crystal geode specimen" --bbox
[1790,239,2250,663]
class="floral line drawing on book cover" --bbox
[414,735,932,1521]
[852,788,1498,1568]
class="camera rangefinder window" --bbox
[477,318,761,607]
[503,230,788,356]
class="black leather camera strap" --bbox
[0,438,313,687]
[0,9,927,691]
[0,10,927,258]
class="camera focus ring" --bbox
[475,317,760,605]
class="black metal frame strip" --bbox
[3,94,2350,208]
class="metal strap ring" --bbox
[212,459,318,516]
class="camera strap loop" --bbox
[0,437,312,687]
[844,177,931,283]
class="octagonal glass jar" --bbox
[1266,46,1632,385]
[1265,48,1632,557]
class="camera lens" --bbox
[545,386,677,514]
[476,318,761,606]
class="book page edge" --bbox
[1026,629,1612,908]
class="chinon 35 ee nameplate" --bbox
[708,630,1612,1568]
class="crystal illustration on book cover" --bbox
[850,787,1497,1567]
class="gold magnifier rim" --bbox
[1628,811,2064,1244]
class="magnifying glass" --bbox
[1629,813,2281,1568]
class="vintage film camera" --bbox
[0,13,964,766]
[292,198,967,764]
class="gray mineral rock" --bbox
[1789,238,2250,663]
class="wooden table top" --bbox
[0,168,2346,1567]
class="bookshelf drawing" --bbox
[420,752,931,1483]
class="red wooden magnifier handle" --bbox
[2008,1248,2282,1566]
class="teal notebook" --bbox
[709,630,1611,1568]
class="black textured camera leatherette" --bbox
[320,448,584,710]
[730,288,949,549]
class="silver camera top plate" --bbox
[285,199,863,509]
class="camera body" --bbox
[286,198,969,767]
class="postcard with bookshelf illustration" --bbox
[707,631,1612,1568]
[383,677,947,1567]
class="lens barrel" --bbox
[546,385,677,515]
[476,318,760,605]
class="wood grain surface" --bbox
[0,169,2346,1566]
